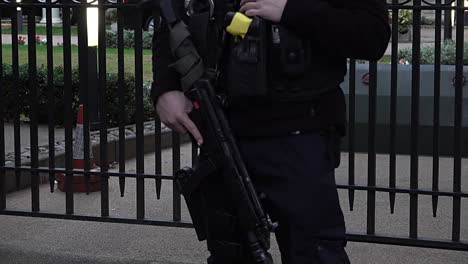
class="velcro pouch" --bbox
[226,17,269,98]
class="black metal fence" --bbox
[0,0,467,252]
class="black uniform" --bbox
[151,0,390,263]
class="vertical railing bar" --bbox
[432,0,442,218]
[191,143,198,166]
[173,132,181,221]
[62,4,74,214]
[367,60,377,235]
[444,0,453,40]
[78,1,91,194]
[98,1,109,217]
[27,7,39,212]
[389,2,399,215]
[117,0,126,198]
[409,0,422,239]
[155,116,162,200]
[135,9,145,219]
[46,0,56,193]
[451,0,463,242]
[152,9,162,200]
[348,58,356,212]
[11,8,21,191]
[0,7,5,210]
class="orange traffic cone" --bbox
[55,105,101,192]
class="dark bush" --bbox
[106,30,153,49]
[1,64,154,127]
[104,73,155,127]
[1,64,81,124]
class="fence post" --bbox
[444,0,453,40]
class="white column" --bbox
[40,8,62,24]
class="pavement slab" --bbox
[1,144,468,263]
[3,123,66,155]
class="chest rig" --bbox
[184,0,317,101]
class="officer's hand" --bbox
[156,91,204,145]
[239,0,287,22]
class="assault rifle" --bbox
[147,0,276,262]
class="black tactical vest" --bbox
[184,0,344,105]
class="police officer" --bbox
[151,0,390,263]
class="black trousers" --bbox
[202,133,350,264]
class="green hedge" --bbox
[1,64,155,127]
[106,30,153,49]
[399,40,468,65]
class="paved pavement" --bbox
[3,123,66,154]
[1,144,467,263]
[1,34,78,47]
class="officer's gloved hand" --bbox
[156,91,204,145]
[239,0,287,22]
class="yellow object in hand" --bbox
[226,12,253,39]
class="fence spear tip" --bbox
[156,179,162,200]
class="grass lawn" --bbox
[353,56,393,64]
[1,44,153,81]
[379,55,392,64]
[1,25,79,36]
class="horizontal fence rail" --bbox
[0,0,467,252]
